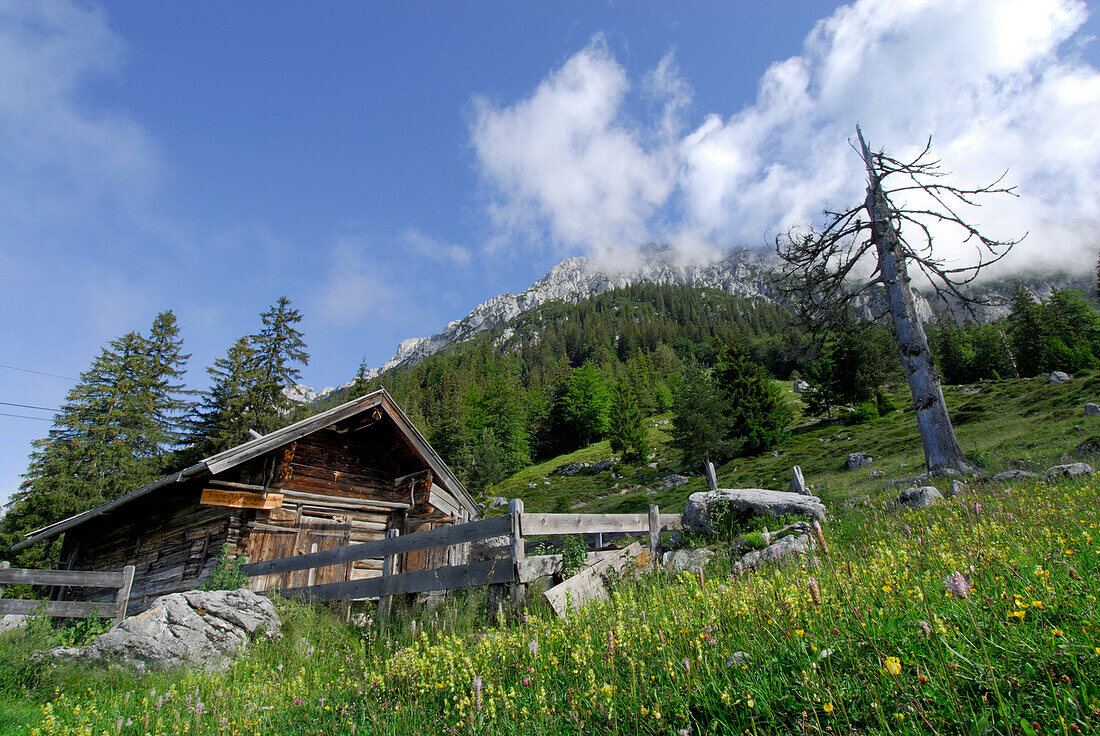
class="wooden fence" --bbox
[240,500,681,621]
[0,561,135,625]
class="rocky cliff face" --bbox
[305,246,1089,402]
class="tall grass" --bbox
[5,474,1099,735]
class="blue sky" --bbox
[2,0,1100,510]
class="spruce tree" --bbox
[713,339,791,456]
[1007,285,1050,377]
[249,296,310,434]
[189,337,260,454]
[670,364,732,465]
[351,356,371,397]
[608,377,647,463]
[3,314,191,566]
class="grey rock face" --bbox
[682,489,826,535]
[740,534,813,569]
[1048,371,1072,384]
[59,589,281,674]
[992,469,1041,482]
[847,453,873,470]
[1085,403,1100,416]
[661,474,691,491]
[788,466,808,495]
[897,486,943,510]
[661,548,715,574]
[1044,463,1095,480]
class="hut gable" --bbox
[13,389,478,612]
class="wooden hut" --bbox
[12,389,479,612]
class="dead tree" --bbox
[777,125,1022,474]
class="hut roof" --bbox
[12,388,476,551]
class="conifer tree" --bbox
[1007,285,1050,377]
[670,364,732,465]
[713,339,791,456]
[3,314,191,566]
[608,377,647,463]
[351,356,371,397]
[189,337,260,454]
[549,362,611,452]
[248,296,310,434]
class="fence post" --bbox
[114,565,135,626]
[648,504,661,570]
[509,499,526,610]
[377,529,399,629]
[0,560,8,599]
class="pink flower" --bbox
[294,698,302,706]
[944,571,971,599]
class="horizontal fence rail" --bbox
[280,558,514,603]
[522,512,681,536]
[0,561,135,624]
[240,515,511,578]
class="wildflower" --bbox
[528,640,539,656]
[1008,610,1026,620]
[1052,628,1064,637]
[808,576,822,605]
[944,571,971,599]
[823,702,834,714]
[917,620,932,637]
[746,698,755,709]
[884,657,902,676]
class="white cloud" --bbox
[472,0,1100,276]
[313,239,400,326]
[401,227,472,266]
[0,0,162,240]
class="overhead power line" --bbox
[0,401,59,412]
[0,363,76,381]
[0,412,52,421]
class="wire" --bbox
[0,412,52,421]
[0,363,75,381]
[0,401,59,412]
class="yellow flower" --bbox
[823,702,834,714]
[884,657,902,676]
[1052,628,1064,637]
[746,699,755,709]
[1008,610,1026,620]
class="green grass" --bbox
[3,374,1100,735]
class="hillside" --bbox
[4,372,1098,735]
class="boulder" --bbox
[661,474,691,491]
[0,614,26,635]
[470,535,510,562]
[793,379,810,394]
[1044,463,1094,481]
[1085,403,1100,417]
[661,548,715,574]
[682,489,826,535]
[897,486,943,510]
[950,479,966,496]
[591,460,613,473]
[1048,371,1072,384]
[54,588,280,674]
[992,469,1041,482]
[847,453,873,470]
[1075,438,1100,456]
[740,534,813,569]
[485,496,508,508]
[788,466,808,495]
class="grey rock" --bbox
[1044,462,1094,480]
[897,486,943,510]
[847,453,873,470]
[653,419,670,426]
[726,652,752,667]
[992,469,1041,482]
[661,548,715,574]
[1085,402,1100,416]
[486,496,509,508]
[682,489,826,535]
[793,379,809,393]
[470,535,510,562]
[869,470,885,478]
[661,474,691,491]
[1075,438,1100,455]
[0,614,27,635]
[950,479,966,496]
[740,534,813,569]
[553,463,586,476]
[592,460,613,473]
[788,466,808,495]
[1049,371,1072,383]
[647,462,659,469]
[59,588,280,674]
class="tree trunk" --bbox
[859,133,975,474]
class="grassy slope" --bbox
[495,373,1100,514]
[4,374,1100,735]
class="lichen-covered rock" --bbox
[1085,403,1100,417]
[1048,371,1072,384]
[0,615,26,635]
[661,548,715,574]
[682,489,826,535]
[847,453,872,470]
[740,534,813,569]
[897,486,943,510]
[992,469,1041,483]
[58,588,281,674]
[661,474,691,491]
[1044,463,1094,481]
